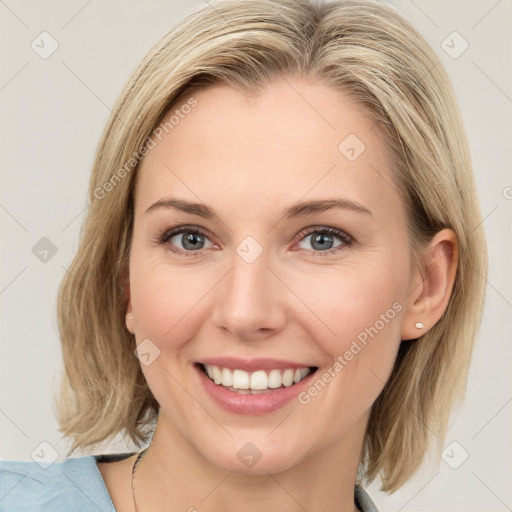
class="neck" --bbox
[134,412,367,512]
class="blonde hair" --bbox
[55,0,488,492]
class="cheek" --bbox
[129,255,215,346]
[291,260,405,344]
[290,261,405,402]
[128,256,213,408]
[290,271,404,440]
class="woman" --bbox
[0,0,487,510]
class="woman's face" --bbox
[126,77,420,474]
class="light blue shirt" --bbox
[0,453,379,511]
[0,455,115,512]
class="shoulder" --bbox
[0,456,115,512]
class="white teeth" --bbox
[281,369,294,387]
[232,369,250,389]
[202,364,313,391]
[212,365,222,385]
[250,370,268,390]
[268,369,282,389]
[221,367,233,387]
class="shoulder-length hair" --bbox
[55,0,487,492]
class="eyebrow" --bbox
[145,197,373,218]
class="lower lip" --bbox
[194,364,317,415]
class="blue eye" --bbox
[158,227,214,256]
[295,227,353,255]
[155,225,353,257]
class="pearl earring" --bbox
[414,322,424,329]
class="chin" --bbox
[195,435,309,476]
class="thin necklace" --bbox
[131,447,149,512]
[132,446,360,512]
[131,446,359,512]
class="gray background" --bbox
[1,1,511,511]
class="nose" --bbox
[211,247,287,341]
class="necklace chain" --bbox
[131,446,360,512]
[131,447,149,512]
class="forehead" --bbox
[135,78,402,222]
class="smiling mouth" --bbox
[197,363,318,394]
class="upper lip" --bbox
[197,357,317,372]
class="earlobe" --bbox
[123,279,135,335]
[401,228,458,341]
[126,310,135,334]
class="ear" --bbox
[122,274,135,335]
[401,228,458,341]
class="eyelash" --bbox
[153,224,354,258]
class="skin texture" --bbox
[97,76,458,512]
